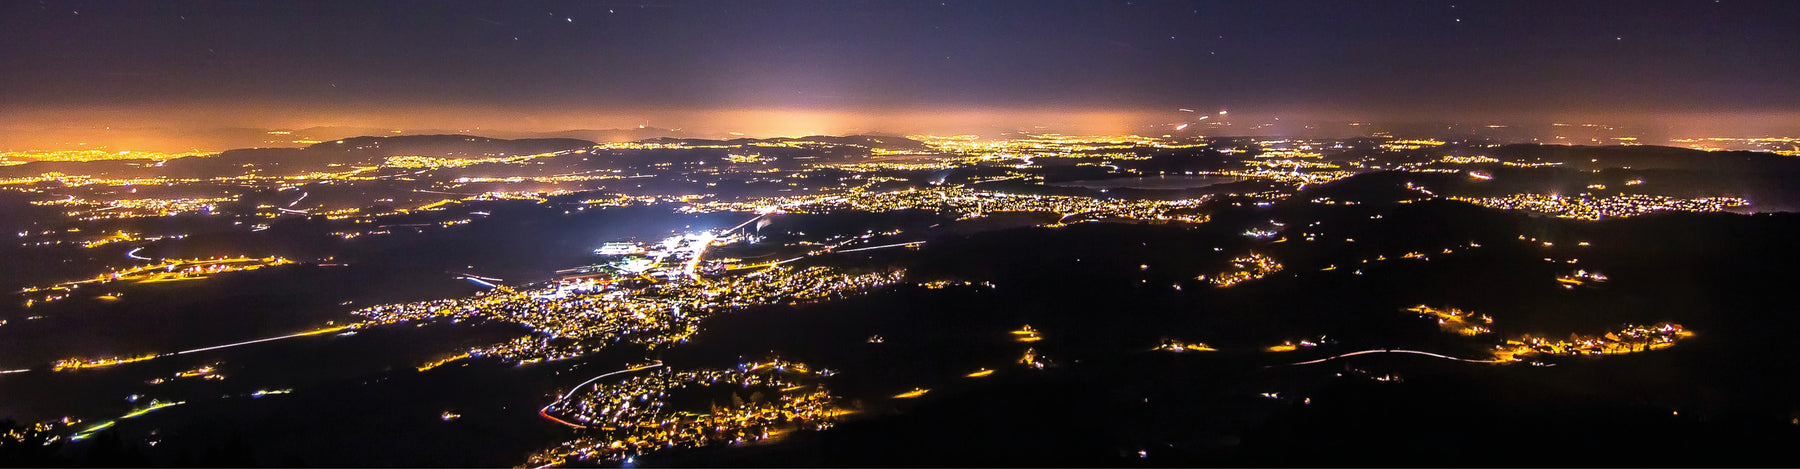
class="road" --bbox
[174,325,351,355]
[540,361,666,428]
[1277,348,1504,366]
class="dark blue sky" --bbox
[3,0,1797,135]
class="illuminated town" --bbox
[1405,305,1693,361]
[351,230,906,364]
[1200,253,1284,287]
[1407,305,1495,336]
[1491,323,1694,361]
[528,359,843,466]
[686,186,1211,223]
[19,257,294,307]
[1449,193,1749,220]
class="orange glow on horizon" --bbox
[0,104,1170,152]
[3,104,1798,153]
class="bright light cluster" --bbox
[1407,305,1494,336]
[1201,253,1283,287]
[380,154,537,169]
[0,149,213,165]
[1493,323,1692,361]
[685,186,1209,223]
[529,359,842,466]
[30,196,234,220]
[353,265,904,363]
[1450,193,1748,220]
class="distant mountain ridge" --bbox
[304,134,598,156]
[0,132,939,180]
[639,134,930,151]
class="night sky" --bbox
[3,0,1797,139]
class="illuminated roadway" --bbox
[1276,349,1504,366]
[540,361,666,428]
[834,241,925,253]
[173,325,351,355]
[683,232,717,279]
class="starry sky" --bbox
[3,0,1797,141]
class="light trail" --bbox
[1,368,30,374]
[540,362,666,428]
[457,273,505,282]
[726,213,765,233]
[539,408,585,429]
[466,278,498,288]
[120,400,186,419]
[277,207,311,214]
[746,232,912,277]
[174,325,350,355]
[739,255,808,277]
[893,388,930,398]
[287,191,309,207]
[69,421,115,441]
[1056,211,1095,223]
[835,241,925,253]
[1276,349,1504,367]
[126,247,152,260]
[554,362,665,403]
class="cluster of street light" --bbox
[1153,338,1217,352]
[1556,269,1609,287]
[1439,155,1500,164]
[1204,168,1356,185]
[1450,193,1749,220]
[354,265,904,364]
[1407,305,1494,336]
[1200,253,1283,287]
[528,359,843,466]
[685,186,1209,223]
[1492,323,1692,361]
[29,196,234,220]
[51,353,159,372]
[1670,136,1800,155]
[1405,305,1693,361]
[0,149,212,165]
[380,154,538,169]
[20,257,293,307]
